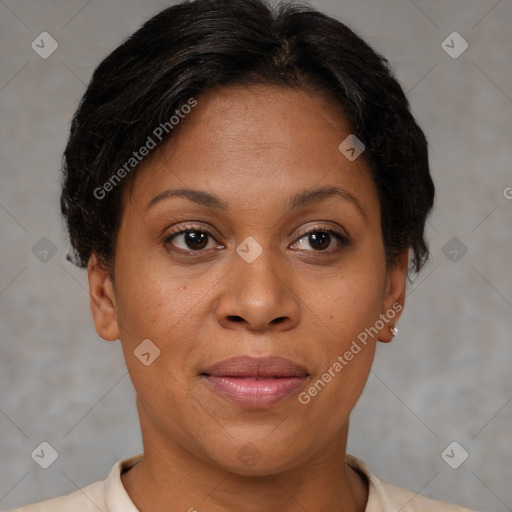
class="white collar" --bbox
[102,452,442,512]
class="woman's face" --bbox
[89,85,407,475]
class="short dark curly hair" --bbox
[61,0,434,273]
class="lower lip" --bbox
[204,376,307,409]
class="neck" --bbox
[121,398,368,512]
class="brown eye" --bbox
[292,227,351,253]
[165,230,216,252]
[307,232,331,251]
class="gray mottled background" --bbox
[0,0,511,510]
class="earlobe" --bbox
[87,254,120,341]
[378,252,408,343]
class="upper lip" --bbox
[201,356,309,378]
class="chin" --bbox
[199,435,314,477]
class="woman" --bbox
[13,0,480,510]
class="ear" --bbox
[378,251,408,343]
[87,254,120,341]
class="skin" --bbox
[88,84,408,512]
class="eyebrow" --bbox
[288,186,368,223]
[146,185,368,223]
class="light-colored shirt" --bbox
[10,453,480,511]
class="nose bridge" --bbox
[237,247,284,303]
[216,239,300,331]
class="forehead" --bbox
[162,84,353,165]
[123,84,377,217]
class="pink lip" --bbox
[201,356,309,409]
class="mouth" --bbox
[200,356,309,409]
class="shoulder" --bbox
[375,481,479,511]
[9,481,106,512]
[9,454,143,512]
[346,454,482,512]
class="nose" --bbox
[215,247,300,332]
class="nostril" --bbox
[271,317,286,325]
[227,315,244,323]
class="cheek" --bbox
[307,252,387,342]
[314,273,381,375]
[296,277,380,435]
[112,248,219,388]
[296,247,386,407]
[113,248,196,339]
[113,267,199,412]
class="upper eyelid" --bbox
[165,223,348,248]
[294,224,348,239]
[165,223,220,241]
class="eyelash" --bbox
[163,223,351,256]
